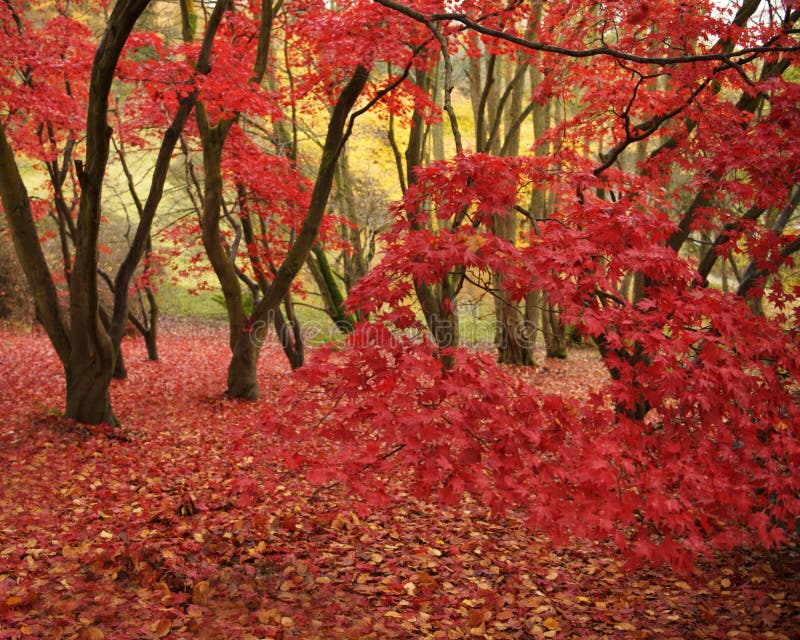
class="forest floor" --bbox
[0,321,797,639]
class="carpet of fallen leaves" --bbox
[0,321,797,640]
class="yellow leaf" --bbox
[294,560,308,575]
[545,570,559,580]
[186,604,204,618]
[99,530,113,540]
[463,234,487,253]
[191,580,210,605]
[384,611,403,619]
[81,627,105,640]
[257,608,281,624]
[615,622,636,631]
[153,620,171,638]
[542,617,560,630]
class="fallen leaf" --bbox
[542,617,559,630]
[467,610,485,627]
[192,580,210,605]
[80,628,104,640]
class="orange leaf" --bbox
[467,610,485,627]
[191,580,210,605]
[153,620,171,638]
[80,628,105,640]
[542,617,559,630]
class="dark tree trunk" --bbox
[542,299,568,359]
[226,66,369,396]
[143,320,158,360]
[307,245,355,333]
[113,350,128,380]
[65,358,118,426]
[99,305,127,379]
[493,214,534,365]
[495,302,535,365]
[399,68,462,368]
[0,222,30,320]
[273,294,304,370]
[415,279,459,369]
[128,286,159,360]
[226,331,261,400]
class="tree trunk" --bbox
[415,279,459,369]
[0,123,71,362]
[477,21,536,365]
[226,331,261,400]
[136,285,159,360]
[495,302,535,365]
[241,65,369,389]
[0,218,30,320]
[493,212,534,365]
[494,189,533,365]
[143,316,158,360]
[542,299,568,359]
[524,290,540,347]
[65,358,118,426]
[274,294,304,369]
[307,244,355,332]
[99,305,127,379]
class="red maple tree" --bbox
[0,0,798,571]
[264,0,800,566]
